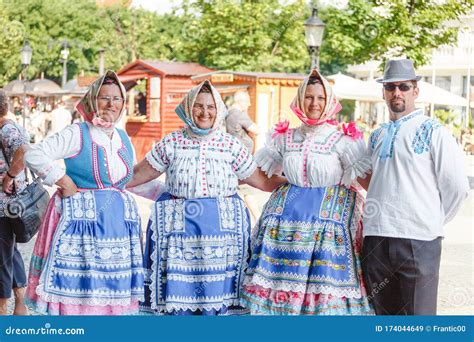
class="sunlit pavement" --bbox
[11,156,473,315]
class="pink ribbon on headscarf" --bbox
[91,117,113,128]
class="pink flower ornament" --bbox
[272,120,290,139]
[342,121,363,140]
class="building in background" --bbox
[191,71,304,150]
[117,60,213,160]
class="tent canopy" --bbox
[327,72,469,107]
[3,78,62,97]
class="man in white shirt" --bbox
[49,101,72,135]
[360,59,469,315]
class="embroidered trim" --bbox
[369,127,383,150]
[217,197,239,231]
[37,191,145,306]
[166,273,235,283]
[152,298,243,314]
[70,191,97,221]
[319,186,351,223]
[258,219,347,254]
[145,151,167,173]
[378,109,423,159]
[262,184,291,218]
[149,202,159,312]
[147,196,250,312]
[412,119,442,154]
[241,287,372,315]
[242,273,361,298]
[54,268,143,279]
[66,123,84,159]
[121,192,140,223]
[36,286,144,306]
[236,160,257,180]
[285,128,342,155]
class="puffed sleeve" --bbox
[338,136,371,187]
[431,127,469,223]
[145,135,172,173]
[1,123,30,154]
[230,136,257,180]
[254,129,284,177]
[24,124,80,186]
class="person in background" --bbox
[0,90,30,315]
[225,90,261,222]
[48,100,72,136]
[137,92,147,116]
[226,90,259,153]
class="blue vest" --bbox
[64,122,134,190]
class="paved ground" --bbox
[8,156,474,315]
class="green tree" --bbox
[0,0,185,85]
[0,0,472,87]
[0,1,27,85]
[319,0,474,71]
[2,0,106,83]
[183,0,308,72]
[170,0,473,73]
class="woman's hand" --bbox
[2,145,28,195]
[2,174,15,194]
[56,175,78,198]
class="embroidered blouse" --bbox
[256,123,370,188]
[145,128,257,199]
[365,109,469,241]
[25,122,134,187]
[0,122,30,217]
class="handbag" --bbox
[0,122,50,243]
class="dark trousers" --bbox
[362,236,442,315]
[0,217,27,298]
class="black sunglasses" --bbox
[383,83,413,92]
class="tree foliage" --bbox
[0,0,472,87]
[184,0,308,72]
[319,0,474,70]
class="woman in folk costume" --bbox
[24,71,145,315]
[127,81,286,315]
[241,69,373,315]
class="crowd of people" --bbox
[0,59,469,316]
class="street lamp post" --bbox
[98,48,105,76]
[60,39,70,88]
[20,40,32,128]
[304,7,325,70]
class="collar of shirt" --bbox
[379,108,423,160]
